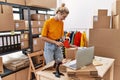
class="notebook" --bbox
[63,46,94,70]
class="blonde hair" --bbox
[56,3,69,14]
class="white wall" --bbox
[61,0,115,31]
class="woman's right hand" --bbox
[55,41,64,47]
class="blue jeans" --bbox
[44,42,63,64]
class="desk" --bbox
[36,56,115,80]
[94,56,115,80]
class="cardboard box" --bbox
[14,20,28,30]
[98,9,108,16]
[65,48,77,60]
[112,15,120,29]
[93,16,110,29]
[26,0,57,8]
[31,14,45,21]
[67,64,98,77]
[89,29,120,65]
[0,5,14,31]
[6,0,25,5]
[21,40,29,49]
[0,0,5,2]
[31,21,44,28]
[112,1,120,15]
[33,37,45,51]
[32,27,42,34]
[0,57,3,74]
[21,33,29,41]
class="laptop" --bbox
[63,46,94,70]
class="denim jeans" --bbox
[44,42,63,64]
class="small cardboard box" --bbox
[65,48,77,60]
[32,27,42,34]
[98,9,108,16]
[111,1,120,15]
[31,21,45,28]
[0,57,4,74]
[0,0,5,2]
[67,64,98,77]
[21,40,29,49]
[7,0,25,5]
[33,37,45,51]
[0,5,14,31]
[93,16,110,29]
[31,14,45,21]
[26,0,57,8]
[14,20,28,30]
[112,15,120,29]
[21,33,29,41]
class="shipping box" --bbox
[65,48,77,60]
[112,15,120,29]
[26,0,57,8]
[21,40,29,49]
[89,29,120,65]
[66,64,98,77]
[6,0,25,5]
[31,21,44,28]
[31,14,45,21]
[93,16,110,29]
[33,37,45,51]
[0,5,14,31]
[0,57,3,74]
[0,0,5,2]
[98,9,108,16]
[14,20,29,30]
[112,0,120,15]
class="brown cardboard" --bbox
[98,9,108,16]
[112,1,120,15]
[7,0,25,5]
[89,29,120,65]
[114,65,120,80]
[20,33,29,41]
[67,64,98,77]
[14,20,28,30]
[32,27,42,34]
[33,37,45,51]
[65,48,77,60]
[0,57,3,74]
[93,16,110,29]
[2,5,13,14]
[31,21,44,28]
[112,15,120,29]
[31,14,45,21]
[21,40,29,49]
[0,5,14,31]
[26,0,57,8]
[0,0,5,2]
[0,14,14,31]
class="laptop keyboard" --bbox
[69,63,76,68]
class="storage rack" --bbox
[0,1,52,55]
[0,1,53,77]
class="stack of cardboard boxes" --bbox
[89,1,120,80]
[93,9,111,29]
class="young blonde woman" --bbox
[41,3,69,64]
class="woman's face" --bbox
[57,12,68,21]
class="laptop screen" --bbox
[76,46,94,68]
